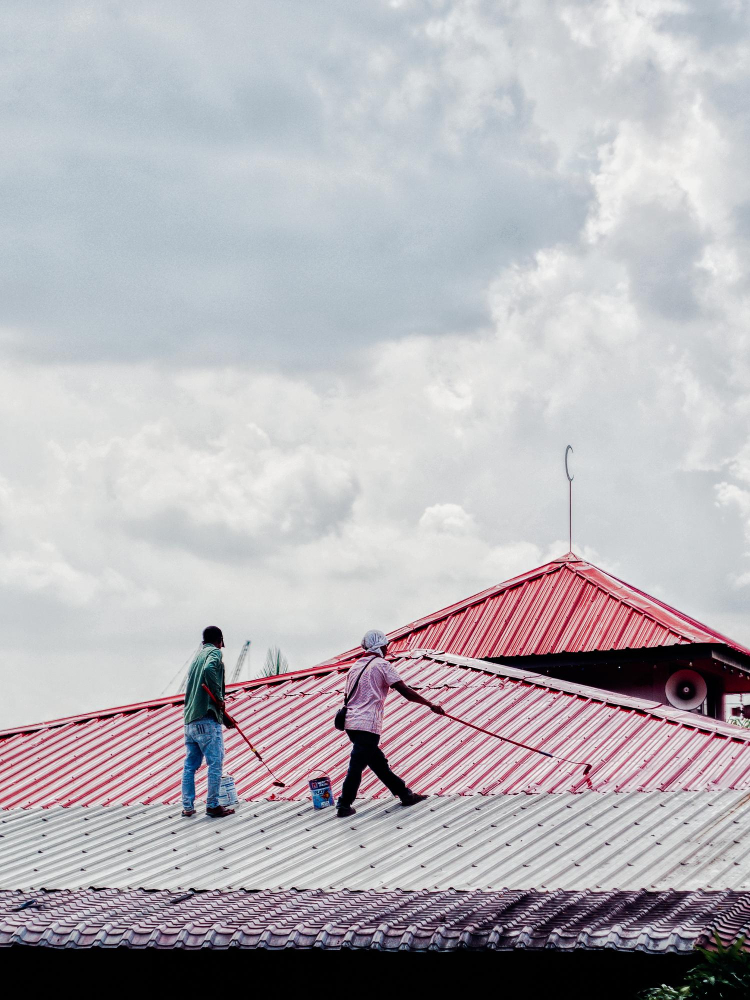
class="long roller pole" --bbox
[202,683,285,787]
[444,710,593,783]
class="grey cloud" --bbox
[733,201,750,240]
[660,1,750,49]
[0,1,589,368]
[610,203,707,321]
[120,509,270,562]
[118,481,359,562]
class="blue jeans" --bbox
[182,716,224,810]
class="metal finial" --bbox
[565,445,574,553]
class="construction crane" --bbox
[177,647,199,695]
[230,640,251,683]
[159,645,200,697]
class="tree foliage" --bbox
[642,937,750,999]
[263,646,289,677]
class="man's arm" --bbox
[392,680,445,715]
[204,653,236,728]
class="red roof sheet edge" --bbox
[0,661,350,740]
[3,647,749,749]
[580,562,750,655]
[403,651,750,743]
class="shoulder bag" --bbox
[334,658,373,732]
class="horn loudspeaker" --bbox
[665,668,707,711]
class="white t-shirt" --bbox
[344,654,402,735]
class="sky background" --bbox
[3,0,750,728]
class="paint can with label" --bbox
[308,774,334,809]
[218,774,239,808]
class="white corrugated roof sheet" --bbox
[3,790,750,893]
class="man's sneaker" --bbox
[206,805,235,818]
[400,791,427,807]
[181,808,196,818]
[336,804,356,818]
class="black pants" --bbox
[339,730,409,806]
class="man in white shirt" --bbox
[336,629,445,818]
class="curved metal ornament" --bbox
[565,445,574,482]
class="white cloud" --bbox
[0,545,158,608]
[2,2,750,726]
[419,503,476,535]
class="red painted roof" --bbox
[326,555,750,664]
[2,651,750,809]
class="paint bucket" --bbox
[218,774,239,808]
[308,774,334,809]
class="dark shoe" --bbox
[206,805,235,818]
[400,792,427,807]
[336,805,356,818]
[181,808,196,818]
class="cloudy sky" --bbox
[3,0,750,727]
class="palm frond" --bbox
[263,646,289,677]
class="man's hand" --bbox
[394,681,447,716]
[217,698,237,729]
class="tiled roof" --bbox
[325,555,750,663]
[4,791,750,893]
[2,886,746,953]
[3,652,750,808]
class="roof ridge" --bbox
[403,650,750,742]
[319,555,750,663]
[325,558,567,664]
[0,661,348,739]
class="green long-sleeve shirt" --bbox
[183,643,226,725]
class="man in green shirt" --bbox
[181,626,236,818]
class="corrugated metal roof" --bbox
[3,653,750,809]
[325,555,750,663]
[1,886,746,953]
[3,652,750,809]
[3,791,750,893]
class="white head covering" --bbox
[362,629,388,655]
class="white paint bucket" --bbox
[218,774,239,807]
